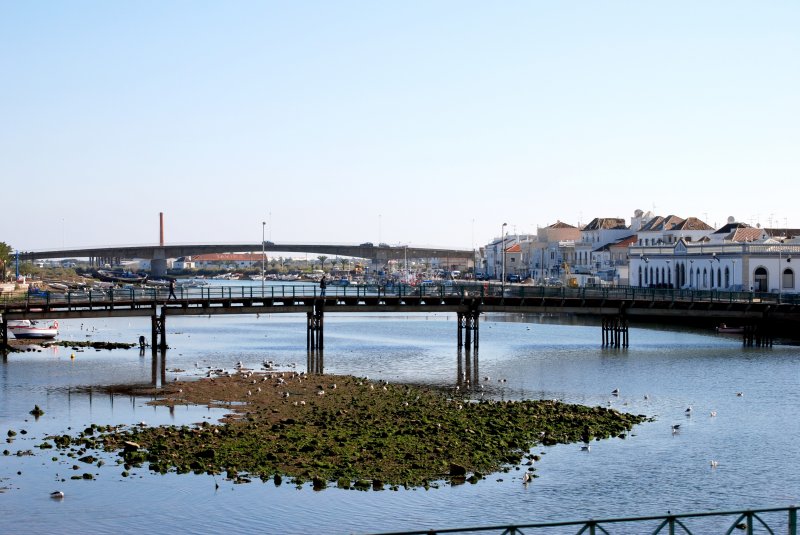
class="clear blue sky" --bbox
[2,1,798,252]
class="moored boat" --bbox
[716,323,744,334]
[9,320,59,339]
[93,270,148,284]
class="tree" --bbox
[0,242,12,282]
[317,255,328,272]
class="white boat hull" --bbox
[9,320,59,339]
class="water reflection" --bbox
[307,348,324,374]
[456,347,480,388]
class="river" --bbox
[1,282,798,534]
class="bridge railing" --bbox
[2,282,799,309]
[368,505,798,535]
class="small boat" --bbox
[716,323,744,334]
[9,320,59,339]
[94,270,148,284]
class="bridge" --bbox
[17,242,476,277]
[2,284,798,351]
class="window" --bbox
[782,268,794,289]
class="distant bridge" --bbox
[18,242,476,276]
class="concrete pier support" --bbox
[743,323,773,347]
[602,315,629,348]
[307,303,324,350]
[151,247,167,278]
[457,311,480,349]
[151,309,167,350]
[0,315,7,350]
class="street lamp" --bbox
[261,221,266,295]
[501,222,508,293]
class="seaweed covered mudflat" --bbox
[41,371,648,490]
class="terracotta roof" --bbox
[712,221,751,234]
[582,217,627,231]
[506,244,522,253]
[547,220,577,229]
[608,235,638,249]
[639,215,685,232]
[672,217,713,231]
[729,228,765,243]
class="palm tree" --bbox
[317,255,328,272]
[0,242,12,282]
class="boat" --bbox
[716,323,744,334]
[93,270,148,284]
[9,320,59,339]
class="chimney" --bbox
[159,212,164,246]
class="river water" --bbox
[1,282,798,534]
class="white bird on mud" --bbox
[522,472,532,484]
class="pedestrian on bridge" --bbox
[168,279,177,300]
[320,276,327,297]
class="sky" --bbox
[2,1,799,252]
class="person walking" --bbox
[320,276,327,297]
[168,279,177,300]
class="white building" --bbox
[629,238,800,293]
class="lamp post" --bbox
[501,222,508,293]
[261,221,266,295]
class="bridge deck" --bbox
[2,285,799,330]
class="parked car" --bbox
[506,274,521,283]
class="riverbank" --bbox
[44,370,647,490]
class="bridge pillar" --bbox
[743,323,773,348]
[151,309,167,350]
[601,315,628,348]
[457,309,480,349]
[1,314,7,350]
[151,247,167,278]
[307,303,324,350]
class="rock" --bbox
[122,441,140,452]
[449,463,467,477]
[29,405,44,417]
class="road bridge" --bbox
[2,284,798,351]
[18,242,475,277]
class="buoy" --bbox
[70,353,75,359]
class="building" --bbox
[192,253,263,270]
[629,218,800,293]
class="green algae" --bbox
[49,375,648,489]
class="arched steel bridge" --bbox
[17,242,476,277]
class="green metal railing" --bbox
[368,506,798,535]
[2,282,798,309]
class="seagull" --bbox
[522,472,532,484]
[685,406,693,414]
[611,388,620,396]
[581,445,591,451]
[710,411,717,417]
[671,424,681,433]
[710,460,719,468]
[736,392,744,397]
[50,491,64,499]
